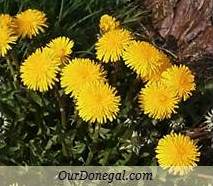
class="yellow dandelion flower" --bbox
[0,26,17,57]
[0,14,13,28]
[76,82,121,124]
[139,83,179,120]
[161,65,196,101]
[61,58,106,97]
[143,55,172,83]
[13,9,47,39]
[99,14,120,33]
[47,36,74,64]
[156,133,200,175]
[20,48,59,92]
[123,41,169,78]
[96,29,132,63]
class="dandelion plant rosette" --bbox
[1,2,212,181]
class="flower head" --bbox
[13,9,47,39]
[99,14,120,33]
[76,82,120,124]
[0,14,13,28]
[0,26,17,57]
[156,133,200,175]
[139,83,179,120]
[47,37,74,64]
[123,41,170,78]
[161,65,196,101]
[143,56,172,83]
[96,29,132,63]
[61,58,106,97]
[20,48,59,92]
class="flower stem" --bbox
[85,124,101,165]
[6,57,18,89]
[93,124,100,142]
[55,86,69,157]
[55,87,66,129]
